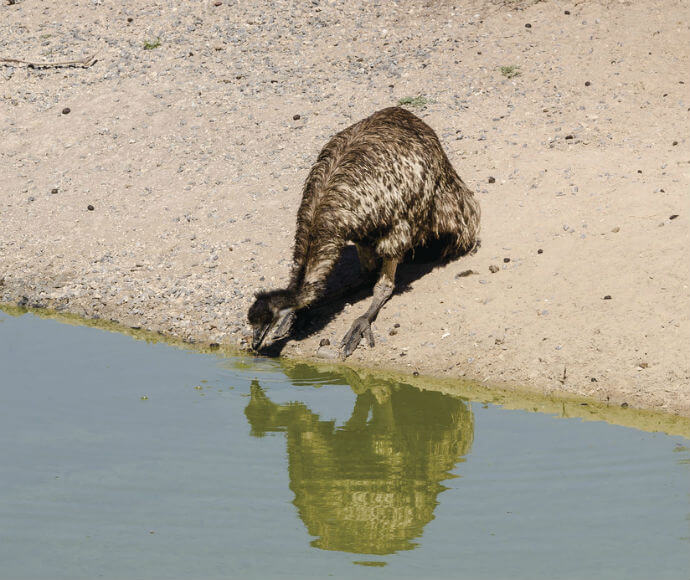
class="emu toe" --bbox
[340,316,375,358]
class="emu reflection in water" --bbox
[244,375,474,555]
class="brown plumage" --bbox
[248,106,480,357]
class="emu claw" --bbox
[340,316,375,358]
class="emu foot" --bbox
[340,316,375,358]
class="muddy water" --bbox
[1,309,688,579]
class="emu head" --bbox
[247,289,296,351]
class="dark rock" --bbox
[669,214,679,220]
[488,176,496,184]
[489,264,499,273]
[503,257,510,263]
[293,114,301,120]
[319,338,330,346]
[537,249,543,254]
[603,295,612,300]
[585,81,591,86]
[525,23,532,28]
[62,107,71,115]
[87,204,95,211]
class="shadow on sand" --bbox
[259,239,473,356]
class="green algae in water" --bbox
[354,560,388,567]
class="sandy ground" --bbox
[1,0,688,415]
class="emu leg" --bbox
[340,258,398,358]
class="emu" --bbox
[248,106,480,358]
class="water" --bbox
[1,309,688,580]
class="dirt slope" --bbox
[1,0,688,414]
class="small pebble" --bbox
[503,257,510,263]
[62,107,71,115]
[590,377,597,382]
[603,295,612,300]
[672,140,678,146]
[564,9,571,14]
[319,337,330,346]
[669,214,679,220]
[293,114,301,120]
[585,81,591,86]
[213,0,222,5]
[488,176,496,184]
[525,23,532,28]
[389,329,398,336]
[413,371,419,376]
[611,226,620,233]
[489,264,499,273]
[127,17,133,22]
[565,134,574,140]
[316,345,338,360]
[537,248,543,254]
[87,204,95,211]
[621,402,628,408]
[394,323,400,328]
[51,187,58,194]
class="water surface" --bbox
[1,309,688,579]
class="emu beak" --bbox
[272,309,295,341]
[251,310,295,351]
[252,325,271,351]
